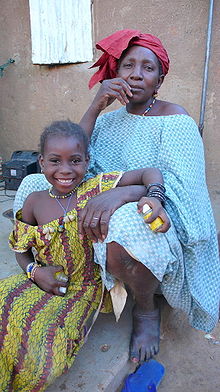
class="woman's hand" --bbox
[92,78,133,112]
[78,187,132,242]
[80,78,133,138]
[33,265,68,296]
[137,197,171,233]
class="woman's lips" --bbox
[129,85,143,91]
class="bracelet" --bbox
[145,183,166,194]
[147,191,166,205]
[26,262,35,279]
[30,264,42,282]
[147,190,166,199]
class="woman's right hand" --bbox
[92,78,133,112]
[33,265,68,296]
[80,77,133,137]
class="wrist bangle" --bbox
[26,262,35,279]
[145,183,166,194]
[147,191,166,206]
[147,190,166,199]
[30,264,41,282]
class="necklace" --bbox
[49,187,75,199]
[142,97,156,116]
[53,192,75,232]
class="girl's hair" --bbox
[40,120,89,155]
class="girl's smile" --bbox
[39,135,89,196]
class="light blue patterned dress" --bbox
[13,107,220,332]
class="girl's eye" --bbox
[72,159,81,164]
[50,159,59,164]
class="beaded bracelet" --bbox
[145,183,166,194]
[30,264,41,282]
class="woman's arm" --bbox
[78,185,146,242]
[78,168,170,241]
[79,78,132,138]
[118,167,163,188]
[118,167,170,233]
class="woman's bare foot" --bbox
[130,306,160,363]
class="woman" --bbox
[14,30,220,363]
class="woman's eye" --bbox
[144,65,153,71]
[123,63,132,68]
[72,159,80,164]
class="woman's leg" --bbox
[107,241,160,362]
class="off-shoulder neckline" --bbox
[15,208,77,229]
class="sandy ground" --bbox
[0,187,219,392]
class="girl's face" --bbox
[117,45,163,105]
[39,135,89,196]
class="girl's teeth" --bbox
[58,179,72,183]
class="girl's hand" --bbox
[33,265,68,296]
[137,197,171,233]
[92,78,133,112]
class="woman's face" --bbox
[117,45,163,104]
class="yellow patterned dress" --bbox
[0,172,121,392]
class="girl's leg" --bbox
[107,241,160,362]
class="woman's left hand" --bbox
[137,196,171,233]
[78,187,134,242]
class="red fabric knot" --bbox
[89,29,170,89]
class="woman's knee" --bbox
[107,241,139,278]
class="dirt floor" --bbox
[0,187,220,392]
[156,301,220,392]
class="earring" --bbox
[153,91,158,98]
[41,169,44,174]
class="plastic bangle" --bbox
[145,183,166,194]
[26,262,35,279]
[147,192,166,206]
[147,190,166,200]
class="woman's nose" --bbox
[130,65,143,79]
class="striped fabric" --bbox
[0,173,120,392]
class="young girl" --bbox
[0,120,169,392]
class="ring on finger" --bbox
[59,286,67,294]
[93,217,99,220]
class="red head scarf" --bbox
[89,29,170,89]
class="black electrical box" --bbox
[2,150,40,190]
